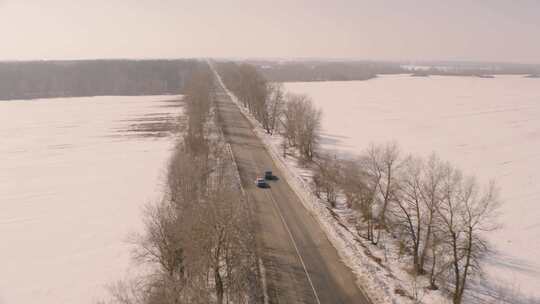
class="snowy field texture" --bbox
[284,75,540,298]
[0,96,182,304]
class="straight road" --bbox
[212,69,372,304]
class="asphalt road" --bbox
[213,77,372,304]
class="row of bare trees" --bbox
[216,62,507,303]
[104,67,262,304]
[216,62,531,304]
[215,63,268,126]
[312,143,501,304]
[217,62,322,161]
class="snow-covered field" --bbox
[0,96,182,304]
[284,75,540,298]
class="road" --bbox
[213,71,372,304]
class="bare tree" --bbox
[262,83,285,134]
[338,159,367,209]
[352,158,379,243]
[183,67,214,151]
[298,98,322,161]
[127,197,189,304]
[391,155,425,273]
[175,67,217,178]
[312,155,342,208]
[437,167,501,304]
[391,154,447,275]
[281,94,303,147]
[167,143,209,209]
[360,142,402,245]
[131,201,184,281]
[418,154,446,274]
[282,94,322,161]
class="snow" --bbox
[284,75,540,299]
[0,96,183,304]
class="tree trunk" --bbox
[429,248,438,289]
[419,218,432,272]
[451,232,461,304]
[413,245,420,274]
[456,227,473,304]
[215,266,224,304]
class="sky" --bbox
[0,0,539,63]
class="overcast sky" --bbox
[1,0,539,63]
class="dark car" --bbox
[264,170,273,180]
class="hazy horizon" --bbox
[1,0,539,64]
[2,57,540,66]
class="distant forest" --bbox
[248,61,406,82]
[0,59,200,100]
[246,60,540,81]
[2,59,538,101]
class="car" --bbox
[255,177,267,188]
[264,170,273,180]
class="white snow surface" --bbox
[0,96,183,304]
[284,75,540,299]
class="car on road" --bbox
[264,170,274,180]
[255,177,267,188]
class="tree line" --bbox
[248,60,406,82]
[4,59,537,102]
[313,145,501,304]
[0,59,200,100]
[216,62,322,162]
[216,61,506,304]
[103,66,262,304]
